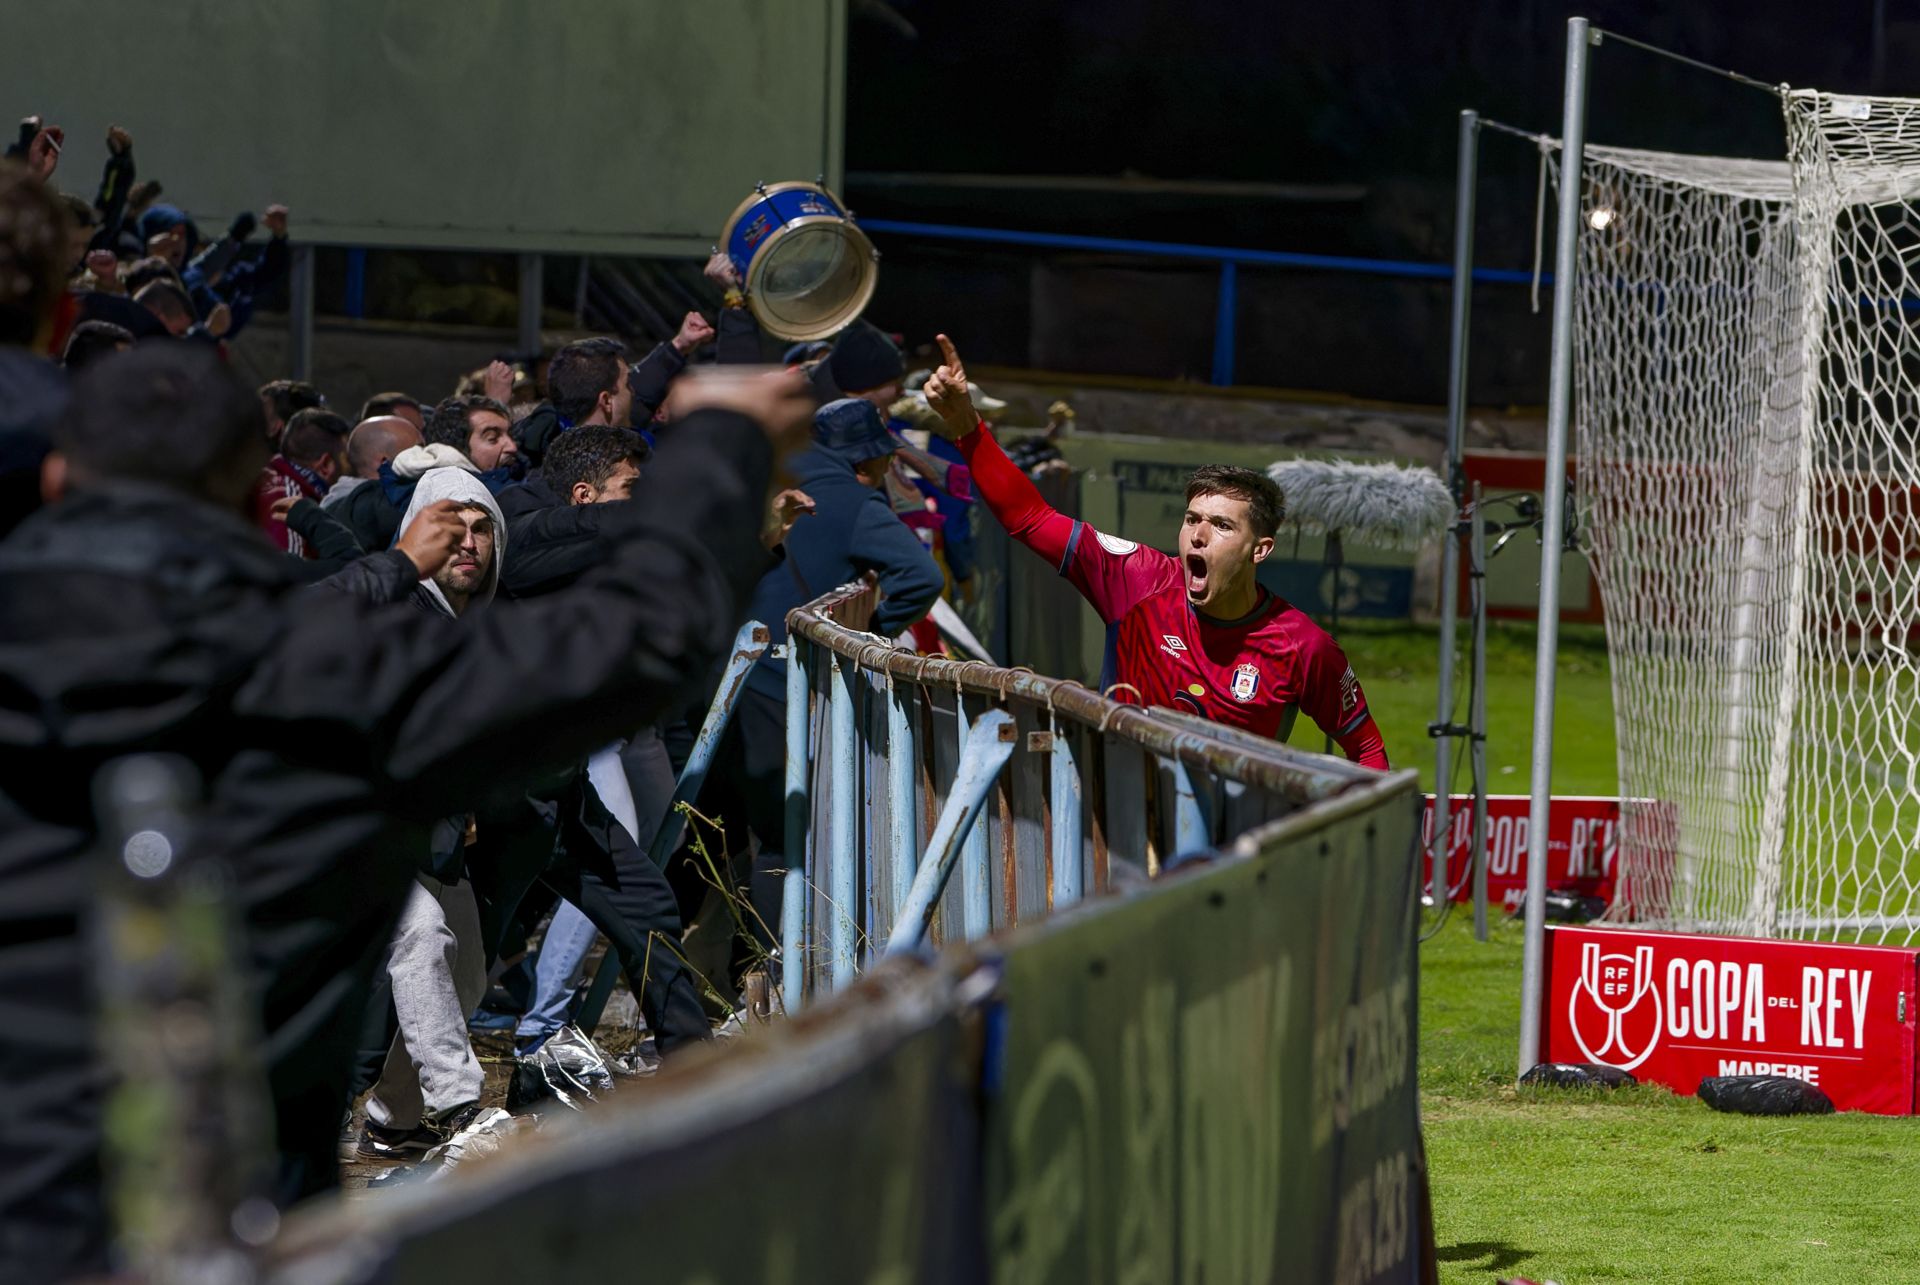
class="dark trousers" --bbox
[542,764,711,1053]
[691,683,790,987]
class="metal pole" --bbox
[957,698,993,940]
[781,639,811,1014]
[1168,758,1209,859]
[885,676,919,931]
[1210,260,1239,387]
[287,243,315,382]
[828,654,858,990]
[1470,483,1492,941]
[1518,15,1592,1077]
[1050,718,1084,907]
[1432,108,1480,915]
[886,711,1018,954]
[646,624,769,868]
[517,251,544,356]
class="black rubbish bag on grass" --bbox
[1520,1062,1637,1090]
[1696,1074,1835,1116]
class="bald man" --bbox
[324,415,426,548]
[347,415,424,480]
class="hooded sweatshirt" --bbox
[398,467,508,618]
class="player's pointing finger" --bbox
[936,333,965,377]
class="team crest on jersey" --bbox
[1231,662,1261,703]
[1160,634,1188,657]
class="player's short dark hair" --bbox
[548,336,629,425]
[424,394,510,455]
[280,407,351,465]
[1187,465,1284,539]
[545,425,648,502]
[57,342,267,503]
[259,378,325,425]
[358,390,422,422]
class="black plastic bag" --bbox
[1520,1062,1637,1089]
[1696,1074,1835,1116]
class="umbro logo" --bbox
[1160,634,1188,658]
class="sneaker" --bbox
[355,1118,438,1163]
[418,1104,519,1175]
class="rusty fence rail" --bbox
[778,577,1385,1009]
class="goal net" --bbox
[1562,93,1920,943]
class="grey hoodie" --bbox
[399,467,508,618]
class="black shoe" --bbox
[356,1118,437,1163]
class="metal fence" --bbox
[265,581,1427,1284]
[779,578,1387,1009]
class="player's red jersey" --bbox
[957,424,1387,768]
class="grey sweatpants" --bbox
[365,874,487,1129]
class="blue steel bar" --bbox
[828,654,859,990]
[885,710,1018,955]
[648,622,769,867]
[886,676,918,927]
[343,248,367,319]
[1049,720,1083,907]
[1168,757,1210,860]
[573,622,768,1033]
[1210,260,1238,386]
[858,217,1549,285]
[782,638,811,1013]
[956,698,993,940]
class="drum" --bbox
[720,181,879,342]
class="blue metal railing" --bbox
[779,577,1393,1011]
[859,216,1551,387]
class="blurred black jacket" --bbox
[0,410,773,1280]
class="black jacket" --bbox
[0,348,65,542]
[743,445,943,700]
[0,410,773,1279]
[332,468,405,553]
[498,473,620,599]
[284,496,366,576]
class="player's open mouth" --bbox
[1185,553,1208,588]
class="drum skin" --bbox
[721,181,879,342]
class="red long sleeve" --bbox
[1335,715,1390,770]
[956,424,1073,566]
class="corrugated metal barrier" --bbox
[267,581,1430,1285]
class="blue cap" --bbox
[783,340,833,367]
[812,398,898,465]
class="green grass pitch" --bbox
[1312,620,1920,1283]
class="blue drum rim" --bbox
[720,182,879,343]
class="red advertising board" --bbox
[1541,926,1920,1115]
[1422,794,1672,916]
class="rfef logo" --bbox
[1567,941,1662,1070]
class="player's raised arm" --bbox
[924,333,1072,561]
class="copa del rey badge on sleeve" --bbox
[1541,925,1920,1115]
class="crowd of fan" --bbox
[0,116,1040,1279]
